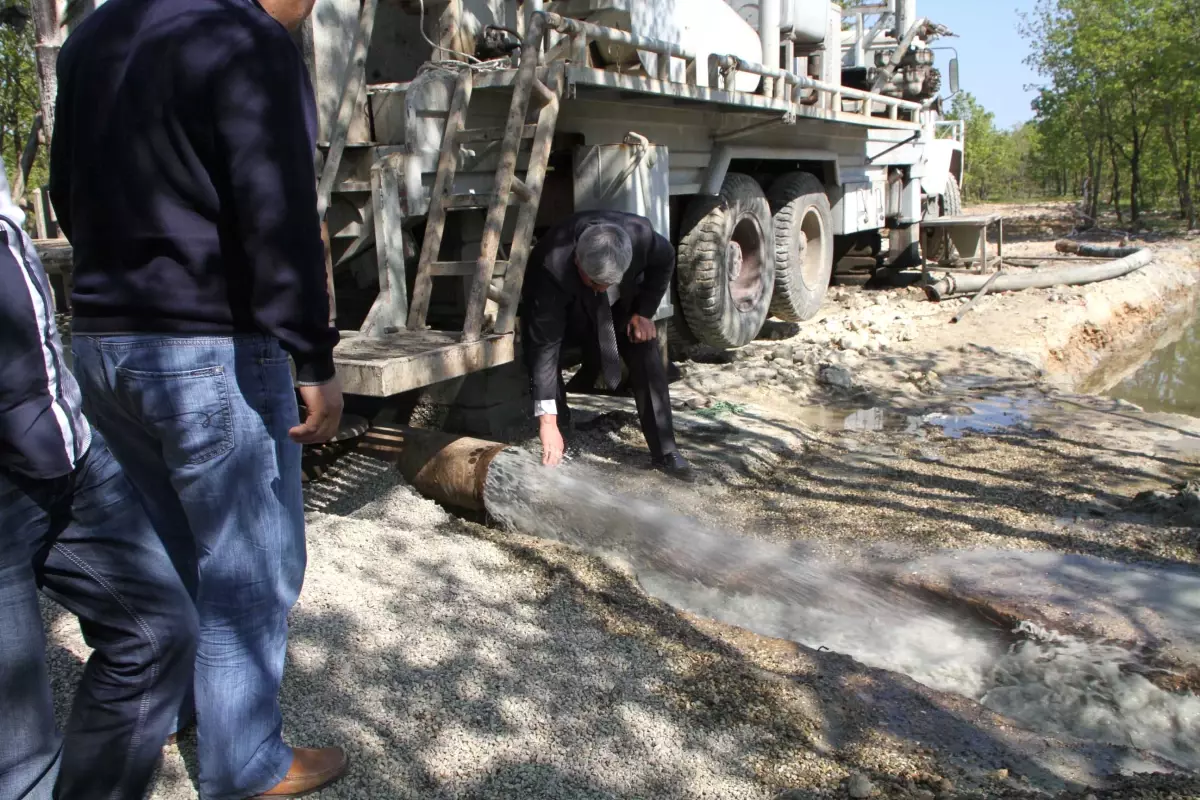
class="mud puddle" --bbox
[787,395,1055,439]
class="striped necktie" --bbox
[595,293,622,390]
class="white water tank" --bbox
[581,0,763,92]
[724,0,828,45]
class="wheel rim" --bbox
[798,204,828,290]
[728,216,765,312]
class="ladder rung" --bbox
[459,124,537,143]
[510,178,535,204]
[429,260,510,277]
[445,193,496,210]
[531,78,557,107]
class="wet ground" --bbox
[515,231,1200,792]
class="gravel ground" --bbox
[38,206,1200,798]
[40,447,1200,798]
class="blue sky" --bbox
[919,0,1041,128]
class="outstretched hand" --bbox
[539,416,564,466]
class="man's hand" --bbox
[626,314,657,344]
[291,378,345,444]
[539,415,565,466]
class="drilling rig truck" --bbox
[31,0,965,416]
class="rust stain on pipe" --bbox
[357,424,508,511]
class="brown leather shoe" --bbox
[250,747,349,798]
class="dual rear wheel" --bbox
[673,171,834,350]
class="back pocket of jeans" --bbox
[116,365,234,467]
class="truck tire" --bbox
[925,174,962,264]
[767,172,834,322]
[675,173,775,349]
[665,283,698,353]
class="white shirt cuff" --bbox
[533,399,558,417]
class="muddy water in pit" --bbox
[483,449,1200,771]
[1108,314,1200,417]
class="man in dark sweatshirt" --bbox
[49,0,347,796]
[0,170,197,800]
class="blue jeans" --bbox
[71,334,306,800]
[0,435,197,800]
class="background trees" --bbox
[1021,0,1200,227]
[945,93,1040,203]
[1,3,46,210]
[1,0,1197,227]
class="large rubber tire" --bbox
[766,172,834,322]
[942,172,963,215]
[675,173,775,349]
[925,174,962,264]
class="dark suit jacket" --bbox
[521,210,675,406]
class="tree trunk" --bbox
[1107,136,1123,225]
[1164,115,1196,228]
[1090,137,1103,222]
[9,113,43,206]
[30,0,60,141]
[1129,126,1142,225]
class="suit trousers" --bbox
[559,307,679,460]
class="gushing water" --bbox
[483,450,1200,770]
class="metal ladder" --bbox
[406,14,561,342]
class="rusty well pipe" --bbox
[357,425,509,511]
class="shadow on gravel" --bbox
[276,509,1187,800]
[40,448,1199,799]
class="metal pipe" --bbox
[925,249,1154,301]
[543,12,696,62]
[950,270,1001,324]
[358,425,509,511]
[760,0,781,94]
[896,0,917,39]
[710,54,797,87]
[794,73,921,111]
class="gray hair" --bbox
[576,224,633,286]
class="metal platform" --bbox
[333,329,515,397]
[473,65,923,132]
[921,213,1004,273]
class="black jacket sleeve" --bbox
[523,275,568,408]
[48,53,73,242]
[633,229,675,319]
[211,30,338,384]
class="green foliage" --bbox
[0,15,46,203]
[945,93,1042,203]
[1021,0,1200,227]
[696,401,746,418]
